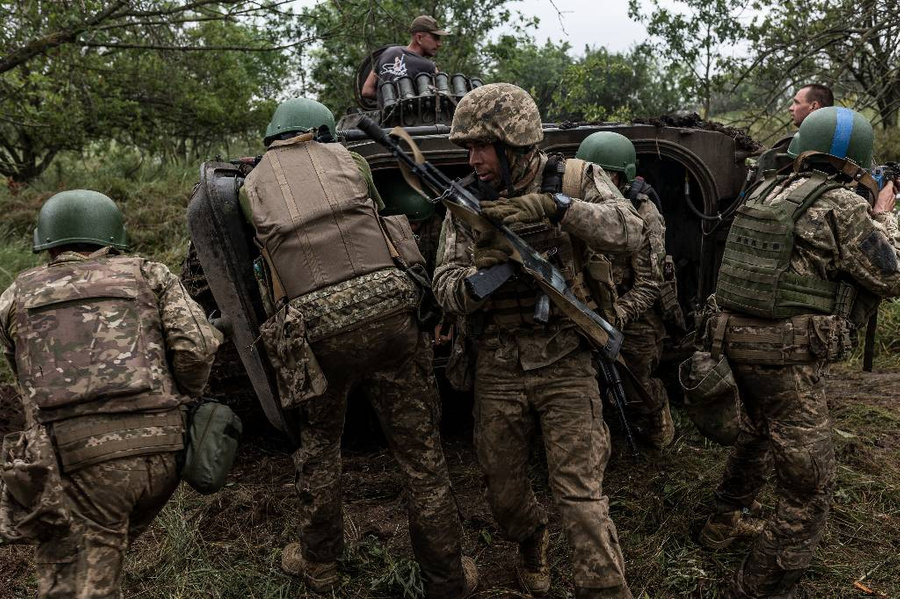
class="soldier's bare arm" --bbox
[144,261,223,397]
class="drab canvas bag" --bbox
[245,136,396,301]
[182,401,242,495]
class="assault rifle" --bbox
[354,115,640,452]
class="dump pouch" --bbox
[0,426,71,544]
[259,304,328,409]
[182,400,243,495]
[678,352,740,445]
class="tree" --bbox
[628,0,750,118]
[484,36,574,116]
[549,45,686,122]
[293,0,538,115]
[742,0,900,129]
[0,1,296,181]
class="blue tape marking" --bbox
[830,108,854,159]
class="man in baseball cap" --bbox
[362,15,451,99]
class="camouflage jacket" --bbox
[433,152,646,370]
[612,191,664,325]
[769,178,900,298]
[716,177,900,320]
[0,248,223,428]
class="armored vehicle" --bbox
[184,84,757,439]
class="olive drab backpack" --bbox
[716,170,849,319]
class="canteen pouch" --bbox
[259,304,328,409]
[182,401,243,495]
[0,426,71,544]
[678,351,741,446]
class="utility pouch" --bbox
[259,304,328,409]
[0,426,71,544]
[808,314,854,363]
[379,215,439,328]
[659,256,687,331]
[182,400,243,495]
[678,351,740,446]
[381,215,426,269]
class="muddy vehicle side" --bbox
[185,90,754,437]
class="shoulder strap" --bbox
[782,171,845,222]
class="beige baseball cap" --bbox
[409,15,451,36]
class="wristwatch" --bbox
[550,192,573,224]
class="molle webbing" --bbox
[51,409,185,472]
[716,172,846,318]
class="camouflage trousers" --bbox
[293,311,465,599]
[35,453,180,599]
[474,341,632,597]
[715,361,835,599]
[621,311,669,429]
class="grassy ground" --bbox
[2,370,898,598]
[1,147,900,597]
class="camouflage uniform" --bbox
[706,178,900,598]
[0,247,222,599]
[610,191,670,442]
[433,151,644,597]
[246,135,468,597]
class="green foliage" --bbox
[484,36,574,115]
[0,2,292,182]
[628,0,751,118]
[294,0,538,115]
[550,45,686,122]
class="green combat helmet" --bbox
[575,131,637,182]
[264,98,336,146]
[787,106,874,167]
[379,178,435,222]
[449,83,543,148]
[33,189,128,253]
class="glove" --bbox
[481,193,557,226]
[473,230,513,270]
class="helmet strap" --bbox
[493,141,516,196]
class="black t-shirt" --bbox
[375,46,437,82]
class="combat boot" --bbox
[461,555,479,597]
[644,402,675,449]
[281,542,339,593]
[699,501,765,550]
[516,526,550,596]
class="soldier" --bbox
[243,98,476,597]
[756,84,834,176]
[433,83,645,598]
[0,190,223,598]
[692,107,900,598]
[575,132,676,448]
[361,15,450,100]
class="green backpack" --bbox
[182,401,243,495]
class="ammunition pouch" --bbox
[678,351,740,446]
[0,426,71,544]
[259,304,328,409]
